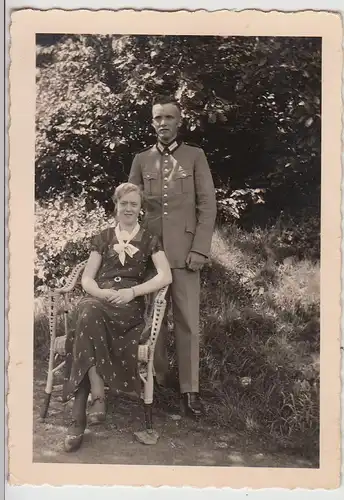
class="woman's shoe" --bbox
[88,396,106,426]
[64,378,90,452]
[64,418,86,452]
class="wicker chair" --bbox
[39,260,169,437]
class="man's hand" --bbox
[186,251,207,272]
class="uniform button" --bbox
[163,193,167,197]
[164,160,168,164]
[164,185,168,189]
[182,173,186,177]
[164,202,168,206]
[164,168,168,172]
[165,152,169,156]
[164,212,168,215]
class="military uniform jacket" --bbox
[128,139,217,269]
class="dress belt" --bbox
[98,277,141,289]
[112,276,141,284]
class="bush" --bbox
[35,192,278,293]
[195,228,319,458]
[35,196,117,292]
[215,185,266,223]
[36,34,321,224]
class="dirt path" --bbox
[33,371,314,468]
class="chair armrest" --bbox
[54,260,88,294]
[147,285,169,357]
[154,285,169,304]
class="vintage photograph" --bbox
[7,6,342,490]
[33,32,322,468]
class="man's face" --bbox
[152,103,181,143]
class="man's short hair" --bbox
[152,94,181,112]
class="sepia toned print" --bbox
[8,9,342,489]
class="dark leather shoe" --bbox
[180,392,203,419]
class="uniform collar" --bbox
[156,137,183,155]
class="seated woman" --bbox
[62,182,172,452]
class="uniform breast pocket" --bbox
[143,171,159,195]
[174,169,194,194]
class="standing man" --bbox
[128,94,217,418]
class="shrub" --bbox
[36,35,321,224]
[195,228,319,459]
[34,193,274,293]
[215,186,266,223]
[35,196,117,292]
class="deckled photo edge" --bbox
[7,8,343,489]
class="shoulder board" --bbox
[184,141,201,149]
[136,144,154,154]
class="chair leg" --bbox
[39,291,58,422]
[40,392,52,421]
[39,367,54,422]
[143,403,153,431]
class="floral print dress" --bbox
[62,226,162,402]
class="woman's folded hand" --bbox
[97,289,119,302]
[111,288,135,305]
[97,288,134,305]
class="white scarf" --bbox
[113,223,140,266]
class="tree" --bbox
[36,34,321,221]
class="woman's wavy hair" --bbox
[112,182,144,212]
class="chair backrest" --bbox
[55,260,88,294]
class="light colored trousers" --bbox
[154,268,201,394]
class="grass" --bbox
[34,221,320,464]
[196,225,319,461]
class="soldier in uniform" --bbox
[128,94,217,418]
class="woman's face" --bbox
[116,190,141,225]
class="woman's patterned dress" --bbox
[62,226,162,402]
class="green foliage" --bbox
[34,197,116,291]
[216,186,266,222]
[199,227,319,455]
[270,212,320,260]
[36,34,321,222]
[34,197,319,295]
